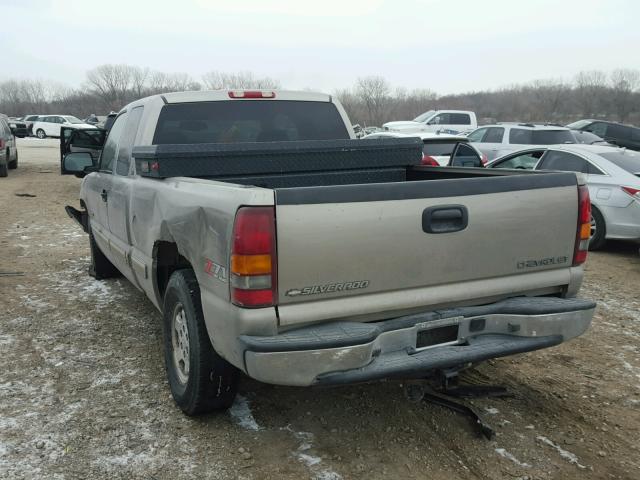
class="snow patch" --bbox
[537,435,586,469]
[495,448,531,468]
[229,395,261,431]
[485,407,499,415]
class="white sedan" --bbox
[488,144,640,250]
[32,115,95,139]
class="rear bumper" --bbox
[240,297,595,386]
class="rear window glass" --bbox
[509,129,575,145]
[422,141,458,156]
[153,100,349,144]
[600,151,640,174]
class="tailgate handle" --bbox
[422,205,468,234]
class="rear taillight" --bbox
[573,185,591,266]
[228,91,276,99]
[230,207,277,308]
[421,154,439,166]
[621,186,640,199]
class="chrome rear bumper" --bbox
[240,297,595,386]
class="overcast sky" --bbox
[3,0,639,94]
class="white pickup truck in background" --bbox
[383,109,478,134]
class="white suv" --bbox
[467,123,575,161]
[32,115,95,139]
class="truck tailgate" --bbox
[274,172,579,325]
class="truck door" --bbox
[84,113,128,259]
[106,106,145,288]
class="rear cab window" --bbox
[152,100,349,144]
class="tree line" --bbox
[1,64,638,127]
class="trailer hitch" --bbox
[404,371,511,440]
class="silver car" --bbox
[488,144,640,249]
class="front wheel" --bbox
[36,129,46,139]
[589,207,606,250]
[163,269,239,415]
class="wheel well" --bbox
[154,241,192,301]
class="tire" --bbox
[0,160,7,177]
[163,269,239,415]
[589,206,606,251]
[8,149,17,169]
[36,129,46,139]
[88,228,120,279]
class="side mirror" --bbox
[62,152,95,177]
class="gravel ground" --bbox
[1,138,639,479]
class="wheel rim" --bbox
[590,214,597,238]
[171,304,190,384]
[37,130,44,138]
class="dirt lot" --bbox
[1,138,639,480]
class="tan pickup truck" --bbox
[62,90,595,415]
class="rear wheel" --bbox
[8,149,17,169]
[0,160,7,177]
[36,129,46,139]
[163,269,239,415]
[589,207,606,250]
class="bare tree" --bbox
[201,71,281,90]
[610,68,640,122]
[354,76,392,126]
[574,70,607,117]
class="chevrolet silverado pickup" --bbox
[62,90,595,415]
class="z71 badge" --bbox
[286,280,370,297]
[204,258,227,282]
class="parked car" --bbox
[467,123,576,161]
[32,115,95,139]
[61,89,594,416]
[0,114,20,176]
[488,144,640,250]
[567,119,640,151]
[21,114,42,135]
[383,110,477,134]
[363,131,486,166]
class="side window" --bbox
[54,117,64,124]
[632,128,640,142]
[429,113,450,125]
[537,150,588,173]
[607,124,631,140]
[116,106,144,176]
[585,162,605,175]
[467,128,487,142]
[450,113,471,125]
[509,128,531,144]
[484,127,505,143]
[99,113,128,173]
[492,151,544,170]
[42,116,52,123]
[449,143,482,167]
[586,122,607,137]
